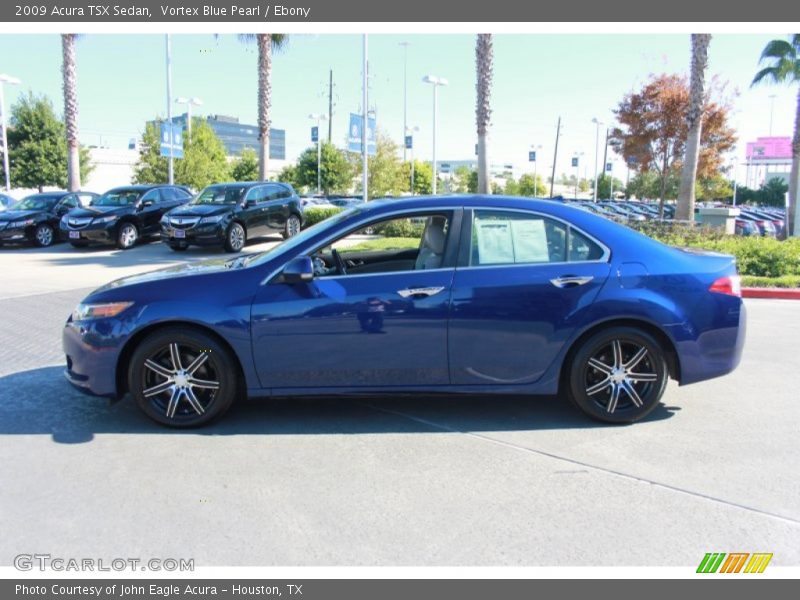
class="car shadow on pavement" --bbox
[0,366,677,443]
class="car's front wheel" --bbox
[224,222,246,252]
[128,327,239,427]
[117,222,139,250]
[566,326,668,424]
[33,223,55,247]
[283,214,301,239]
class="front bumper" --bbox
[0,224,33,242]
[161,223,226,247]
[62,316,127,397]
[60,221,116,244]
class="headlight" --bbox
[199,215,226,224]
[93,215,118,224]
[71,301,133,321]
[61,215,68,224]
[10,219,34,228]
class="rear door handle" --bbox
[550,275,594,288]
[397,286,445,299]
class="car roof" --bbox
[207,181,290,189]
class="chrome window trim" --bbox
[260,203,610,285]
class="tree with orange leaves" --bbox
[610,73,736,217]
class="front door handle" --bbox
[550,275,594,288]
[397,286,445,299]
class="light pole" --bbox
[0,74,21,192]
[175,96,203,139]
[530,144,542,196]
[423,75,448,195]
[406,125,419,194]
[591,117,603,202]
[768,94,777,136]
[165,34,174,185]
[308,112,328,195]
[573,153,583,199]
[399,41,410,162]
[362,34,368,202]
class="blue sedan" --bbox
[63,196,746,427]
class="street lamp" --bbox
[591,117,603,202]
[175,96,203,138]
[573,152,584,199]
[0,74,21,192]
[308,113,329,195]
[399,41,410,162]
[422,75,448,195]
[406,125,420,194]
[530,144,542,197]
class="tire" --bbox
[128,327,239,428]
[33,223,55,247]
[224,222,246,253]
[117,222,139,250]
[566,326,668,424]
[70,241,90,248]
[283,214,301,239]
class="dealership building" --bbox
[744,136,792,188]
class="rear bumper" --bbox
[671,299,747,385]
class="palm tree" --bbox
[752,34,800,237]
[677,34,712,222]
[238,34,288,180]
[62,34,81,191]
[475,34,493,194]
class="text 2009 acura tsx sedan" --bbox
[63,196,746,428]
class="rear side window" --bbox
[470,210,603,266]
[60,195,79,209]
[245,186,269,203]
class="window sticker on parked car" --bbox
[510,219,549,263]
[476,216,548,264]
[476,220,514,264]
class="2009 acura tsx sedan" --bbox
[63,196,746,428]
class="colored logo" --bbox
[696,553,773,574]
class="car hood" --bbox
[70,205,134,218]
[168,204,233,217]
[94,256,249,292]
[0,209,44,222]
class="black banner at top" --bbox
[1,0,797,22]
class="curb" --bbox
[742,287,800,300]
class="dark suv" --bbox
[161,181,303,252]
[61,184,193,250]
[0,191,99,247]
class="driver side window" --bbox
[313,213,451,277]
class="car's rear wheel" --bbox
[33,223,55,247]
[117,222,139,250]
[566,326,668,424]
[128,327,238,428]
[283,214,301,239]
[224,222,246,252]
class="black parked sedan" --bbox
[161,181,303,253]
[0,191,98,247]
[61,184,193,250]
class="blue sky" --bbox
[0,33,795,181]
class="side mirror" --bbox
[281,256,314,284]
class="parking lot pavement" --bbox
[0,235,283,300]
[0,245,798,566]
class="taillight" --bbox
[709,275,742,297]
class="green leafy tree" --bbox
[3,92,91,192]
[752,34,800,236]
[277,164,301,190]
[296,141,352,195]
[596,174,626,199]
[451,165,475,193]
[134,118,229,190]
[697,174,733,201]
[230,147,259,181]
[518,173,546,196]
[467,170,478,193]
[351,132,406,199]
[503,177,520,195]
[402,160,433,195]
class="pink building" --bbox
[744,136,792,188]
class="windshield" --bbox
[193,186,246,205]
[11,195,62,211]
[246,206,362,267]
[92,190,142,207]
